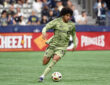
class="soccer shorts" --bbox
[44,46,66,58]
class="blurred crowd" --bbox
[93,0,108,25]
[0,0,95,26]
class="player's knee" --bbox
[53,55,61,62]
[42,60,47,65]
[42,56,50,65]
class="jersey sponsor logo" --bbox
[0,35,32,48]
[68,26,72,30]
[59,25,63,28]
[81,35,105,47]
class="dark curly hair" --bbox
[60,7,73,16]
[1,10,7,15]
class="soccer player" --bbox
[38,7,77,82]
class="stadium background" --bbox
[75,0,110,16]
[0,0,110,85]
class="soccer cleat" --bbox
[38,77,44,82]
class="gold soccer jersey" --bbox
[42,17,76,50]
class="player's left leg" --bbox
[38,49,65,82]
[43,56,51,65]
[42,46,54,65]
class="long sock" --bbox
[41,60,57,77]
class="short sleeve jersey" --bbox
[42,17,76,50]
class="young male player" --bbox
[38,7,77,82]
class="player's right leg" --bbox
[38,49,65,82]
[38,46,54,82]
[38,57,57,82]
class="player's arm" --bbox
[71,25,77,50]
[42,19,56,39]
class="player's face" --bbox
[62,14,71,23]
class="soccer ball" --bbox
[51,72,62,82]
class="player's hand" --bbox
[72,46,77,51]
[72,48,76,51]
[42,33,48,40]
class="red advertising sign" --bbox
[0,33,53,51]
[76,32,110,50]
[0,32,110,51]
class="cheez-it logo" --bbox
[0,35,32,48]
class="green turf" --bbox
[0,51,110,85]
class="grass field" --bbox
[0,51,110,85]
